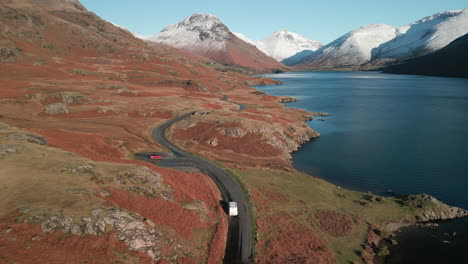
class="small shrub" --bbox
[42,43,55,50]
[251,91,266,95]
[376,245,390,257]
[71,69,86,75]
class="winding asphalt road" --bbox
[220,95,246,111]
[151,112,252,264]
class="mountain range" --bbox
[293,9,468,69]
[136,9,468,74]
[143,14,284,72]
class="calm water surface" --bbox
[256,71,468,263]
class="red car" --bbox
[149,154,164,160]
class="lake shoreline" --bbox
[255,71,468,264]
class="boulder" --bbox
[44,103,70,114]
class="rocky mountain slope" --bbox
[372,9,468,60]
[144,13,285,72]
[382,33,468,78]
[294,24,401,69]
[293,9,468,69]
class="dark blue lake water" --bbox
[256,71,468,263]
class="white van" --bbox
[228,202,238,216]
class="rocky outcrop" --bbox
[221,127,247,138]
[278,96,299,103]
[171,114,320,167]
[20,207,190,260]
[404,194,468,221]
[6,132,48,145]
[0,47,20,62]
[44,103,71,114]
[0,143,22,159]
[117,166,162,186]
[246,124,319,156]
[60,92,91,105]
[117,166,173,200]
[60,163,100,177]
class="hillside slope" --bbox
[372,9,468,60]
[382,33,468,78]
[295,24,401,69]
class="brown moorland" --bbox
[1,1,466,264]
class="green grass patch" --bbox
[229,168,421,264]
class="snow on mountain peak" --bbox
[176,13,224,30]
[414,9,463,24]
[372,8,468,60]
[296,23,401,67]
[256,30,323,61]
[293,8,468,68]
[233,32,256,46]
[147,13,230,52]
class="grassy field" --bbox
[229,168,424,264]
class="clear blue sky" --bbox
[81,0,467,44]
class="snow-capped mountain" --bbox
[281,50,316,66]
[147,14,229,52]
[144,14,284,72]
[295,9,468,69]
[256,30,323,61]
[372,9,468,60]
[295,24,402,68]
[383,33,468,78]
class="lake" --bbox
[256,71,468,264]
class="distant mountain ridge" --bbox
[294,23,402,69]
[234,30,323,62]
[293,8,468,69]
[382,33,468,78]
[372,9,468,60]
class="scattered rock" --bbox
[60,92,91,105]
[6,133,47,145]
[221,127,247,138]
[0,47,20,62]
[0,143,23,158]
[117,166,162,186]
[182,200,208,214]
[99,189,111,197]
[208,138,219,147]
[67,188,90,195]
[125,186,156,198]
[278,96,299,103]
[97,84,127,90]
[60,163,99,177]
[22,207,190,260]
[44,103,71,114]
